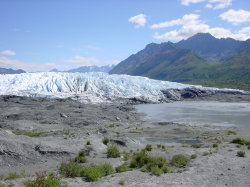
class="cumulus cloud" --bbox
[152,14,250,41]
[181,0,232,9]
[151,14,200,29]
[128,14,147,28]
[0,50,16,56]
[0,57,70,72]
[63,56,100,66]
[219,9,250,25]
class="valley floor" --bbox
[0,95,249,187]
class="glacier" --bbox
[0,72,245,103]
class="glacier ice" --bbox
[0,72,244,103]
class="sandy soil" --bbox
[0,95,249,187]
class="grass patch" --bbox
[191,144,201,149]
[102,138,109,145]
[107,145,120,158]
[227,130,237,135]
[129,149,169,175]
[12,131,45,137]
[191,154,197,159]
[237,151,245,157]
[6,173,21,180]
[24,173,68,187]
[170,155,190,167]
[231,138,250,146]
[74,150,87,163]
[212,144,218,148]
[145,144,152,151]
[59,162,113,182]
[116,163,131,173]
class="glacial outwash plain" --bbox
[0,72,250,187]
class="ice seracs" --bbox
[0,72,245,103]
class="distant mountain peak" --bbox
[0,67,25,74]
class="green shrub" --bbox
[98,163,114,176]
[74,150,87,163]
[192,144,201,148]
[237,151,245,157]
[145,144,152,151]
[107,145,120,158]
[212,144,218,148]
[82,167,102,182]
[227,130,237,135]
[170,155,190,167]
[151,167,164,176]
[24,173,68,187]
[231,138,250,146]
[6,172,21,180]
[191,154,197,159]
[86,141,91,145]
[157,144,161,149]
[248,145,250,150]
[0,176,3,180]
[129,150,168,175]
[81,163,114,182]
[59,162,83,177]
[102,138,109,145]
[116,163,131,173]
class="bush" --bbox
[237,151,245,157]
[86,141,91,145]
[59,162,83,177]
[212,144,218,148]
[107,145,120,158]
[145,144,152,151]
[24,173,68,187]
[129,150,168,176]
[102,138,109,145]
[191,154,197,159]
[170,155,190,167]
[192,144,201,148]
[74,151,87,163]
[231,138,250,146]
[116,163,131,173]
[151,167,164,176]
[82,163,114,182]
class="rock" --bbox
[60,113,68,118]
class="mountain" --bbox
[110,42,209,82]
[0,67,25,74]
[67,64,115,73]
[0,72,243,103]
[176,33,243,63]
[190,47,250,90]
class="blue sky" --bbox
[0,0,249,71]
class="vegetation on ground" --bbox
[170,155,190,167]
[227,131,237,135]
[12,131,45,137]
[237,151,245,157]
[24,173,68,187]
[102,138,109,145]
[74,150,87,163]
[191,144,201,148]
[231,138,250,146]
[107,145,120,158]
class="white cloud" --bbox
[0,56,70,72]
[63,56,100,66]
[151,14,200,29]
[0,50,16,56]
[219,9,250,25]
[181,0,232,9]
[153,14,250,41]
[128,14,147,28]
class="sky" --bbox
[0,0,250,72]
